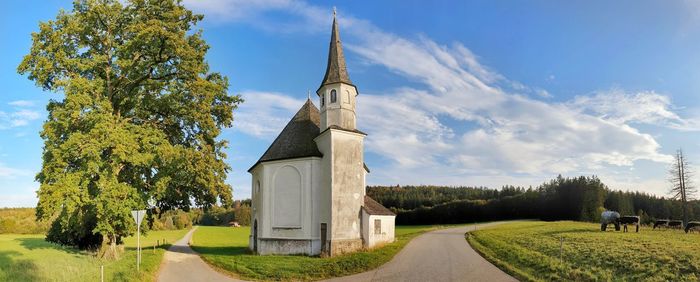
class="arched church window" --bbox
[330,89,337,103]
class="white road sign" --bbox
[131,210,146,226]
[131,209,146,271]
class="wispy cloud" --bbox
[0,163,31,179]
[569,89,700,131]
[8,100,35,107]
[0,109,41,129]
[232,91,306,138]
[183,0,328,33]
[2,99,42,129]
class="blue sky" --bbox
[2,0,700,207]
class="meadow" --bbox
[190,224,464,281]
[0,229,189,282]
[467,221,700,281]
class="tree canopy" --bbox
[17,0,242,251]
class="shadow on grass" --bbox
[190,245,249,256]
[17,237,83,255]
[0,251,42,281]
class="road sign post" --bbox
[131,210,146,272]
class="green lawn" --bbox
[0,229,189,282]
[467,221,700,281]
[191,224,465,281]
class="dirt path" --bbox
[157,227,242,282]
[324,222,517,282]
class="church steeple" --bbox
[319,9,353,89]
[316,8,358,131]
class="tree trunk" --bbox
[100,233,121,260]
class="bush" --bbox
[198,202,251,226]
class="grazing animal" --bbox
[619,216,640,232]
[668,220,684,230]
[653,219,669,230]
[601,211,621,231]
[685,222,700,233]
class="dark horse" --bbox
[653,219,669,230]
[619,216,640,232]
[668,220,684,230]
[685,222,700,233]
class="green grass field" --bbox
[0,229,189,282]
[191,224,463,281]
[467,221,700,281]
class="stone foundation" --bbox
[328,238,363,256]
[256,238,321,255]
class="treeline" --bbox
[368,176,700,225]
[0,200,252,234]
[0,208,51,234]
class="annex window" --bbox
[321,94,325,106]
[330,89,337,103]
[374,219,381,234]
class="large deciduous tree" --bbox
[18,0,241,255]
[669,149,696,227]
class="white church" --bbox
[248,11,396,256]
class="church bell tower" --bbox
[317,9,358,131]
[314,9,366,256]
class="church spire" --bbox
[319,8,353,89]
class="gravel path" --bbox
[324,222,517,282]
[157,227,242,282]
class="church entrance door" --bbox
[320,223,327,254]
[253,220,258,253]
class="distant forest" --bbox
[367,175,700,225]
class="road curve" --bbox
[325,222,517,282]
[157,227,243,282]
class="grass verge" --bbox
[191,224,465,281]
[467,221,700,281]
[0,228,189,282]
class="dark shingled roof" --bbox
[248,99,323,172]
[319,12,354,89]
[363,196,396,216]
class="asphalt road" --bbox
[157,227,242,282]
[325,222,518,282]
[158,222,516,282]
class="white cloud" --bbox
[0,109,41,129]
[0,163,30,179]
[569,89,700,131]
[183,0,328,33]
[8,100,35,107]
[232,91,306,138]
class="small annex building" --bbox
[248,11,395,256]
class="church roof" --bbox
[319,11,354,90]
[248,99,323,172]
[363,196,396,216]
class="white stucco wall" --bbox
[361,210,396,248]
[249,157,326,255]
